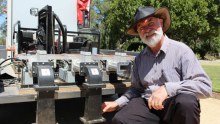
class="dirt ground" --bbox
[200,98,220,124]
[199,59,220,65]
[199,60,220,124]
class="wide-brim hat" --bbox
[127,6,171,36]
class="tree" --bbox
[90,0,112,48]
[0,0,7,45]
[167,0,220,59]
[100,0,220,58]
[103,0,146,49]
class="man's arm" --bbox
[115,56,145,107]
[102,56,144,113]
[164,47,212,98]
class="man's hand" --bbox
[102,101,119,113]
[148,85,168,110]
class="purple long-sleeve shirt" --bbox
[116,36,212,107]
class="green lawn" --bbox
[201,63,220,92]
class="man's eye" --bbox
[148,22,154,26]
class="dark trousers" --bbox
[112,94,200,124]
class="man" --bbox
[102,6,212,124]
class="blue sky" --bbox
[0,14,6,25]
[0,1,7,25]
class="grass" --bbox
[201,61,220,93]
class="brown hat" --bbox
[127,6,171,36]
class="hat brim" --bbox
[127,7,171,36]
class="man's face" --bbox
[137,17,163,48]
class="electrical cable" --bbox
[0,58,21,67]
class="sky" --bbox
[11,0,77,31]
[0,14,6,25]
[0,0,79,32]
[0,0,7,25]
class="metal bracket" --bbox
[80,65,106,124]
[79,62,98,76]
[32,62,58,124]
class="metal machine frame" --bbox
[2,5,135,124]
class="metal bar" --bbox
[80,88,105,124]
[36,91,56,124]
[17,21,21,54]
[80,66,106,124]
[20,27,38,31]
[97,31,100,54]
[66,31,100,35]
[63,27,67,53]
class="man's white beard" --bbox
[140,27,163,48]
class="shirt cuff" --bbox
[115,96,129,108]
[164,82,182,97]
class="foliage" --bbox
[195,53,201,60]
[0,37,5,45]
[204,54,217,61]
[90,0,113,49]
[95,0,146,49]
[167,0,220,59]
[0,0,7,45]
[94,0,220,57]
[121,38,146,52]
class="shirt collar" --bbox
[143,35,170,56]
[160,35,169,54]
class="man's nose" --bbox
[140,27,151,35]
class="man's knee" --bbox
[111,97,160,124]
[175,94,200,112]
[112,111,124,124]
[170,94,200,124]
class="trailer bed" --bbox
[0,82,131,104]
